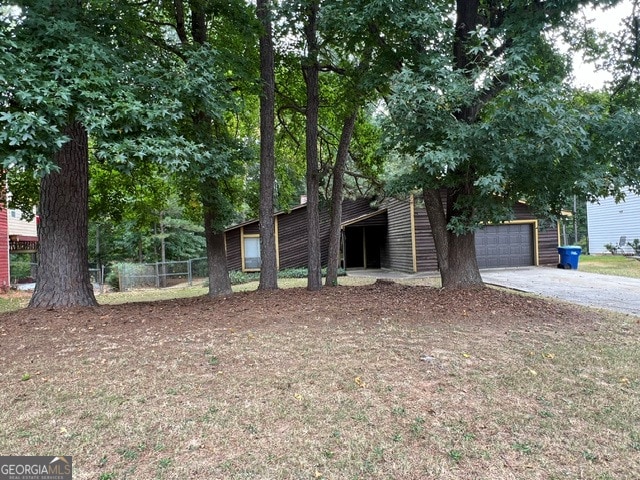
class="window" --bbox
[243,236,261,270]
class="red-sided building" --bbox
[0,207,9,288]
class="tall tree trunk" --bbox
[443,231,482,288]
[257,0,278,290]
[29,121,97,308]
[325,109,358,287]
[159,211,167,288]
[423,187,483,289]
[204,206,232,297]
[189,2,233,296]
[419,0,483,289]
[303,0,322,291]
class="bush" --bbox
[10,261,33,282]
[105,266,121,291]
[628,239,640,255]
[215,268,347,287]
[229,271,260,285]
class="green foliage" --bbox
[9,254,33,282]
[226,267,346,286]
[627,239,640,255]
[383,0,640,234]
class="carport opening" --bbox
[344,225,386,269]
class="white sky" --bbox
[571,1,634,89]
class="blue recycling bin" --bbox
[557,246,582,270]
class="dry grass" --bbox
[1,282,639,480]
[579,255,640,279]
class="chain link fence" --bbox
[112,257,208,291]
[10,258,209,292]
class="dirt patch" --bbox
[0,282,582,344]
[2,282,638,480]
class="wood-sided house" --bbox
[224,196,560,274]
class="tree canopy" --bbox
[2,0,640,304]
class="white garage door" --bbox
[475,224,534,269]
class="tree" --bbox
[132,0,257,297]
[274,0,393,289]
[1,1,223,306]
[383,0,636,288]
[301,0,323,291]
[0,1,118,307]
[257,0,278,290]
[31,122,96,306]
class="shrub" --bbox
[627,239,640,255]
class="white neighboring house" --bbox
[587,188,640,254]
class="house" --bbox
[0,207,39,287]
[587,188,640,254]
[224,196,560,273]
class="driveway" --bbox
[348,267,640,316]
[481,266,640,316]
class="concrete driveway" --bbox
[481,266,640,316]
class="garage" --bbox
[475,223,535,269]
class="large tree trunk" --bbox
[422,187,483,289]
[303,0,322,291]
[29,121,97,308]
[204,206,232,297]
[187,3,233,297]
[419,0,483,289]
[325,109,358,287]
[257,0,278,291]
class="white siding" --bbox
[587,189,640,254]
[7,209,37,237]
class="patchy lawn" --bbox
[1,281,639,479]
[579,254,640,279]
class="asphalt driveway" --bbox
[481,266,640,316]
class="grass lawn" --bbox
[578,254,640,279]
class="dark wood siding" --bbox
[225,198,378,271]
[243,222,260,235]
[413,200,438,272]
[277,206,309,269]
[382,198,415,273]
[225,228,242,271]
[538,222,560,265]
[225,196,559,273]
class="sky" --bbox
[571,1,635,89]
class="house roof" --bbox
[340,208,387,228]
[225,203,307,232]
